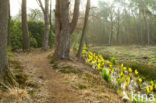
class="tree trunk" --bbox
[0,0,17,86]
[22,0,30,50]
[49,0,53,48]
[109,13,113,45]
[42,0,50,51]
[77,0,90,58]
[54,0,80,60]
[116,8,120,44]
[143,7,150,45]
[8,0,11,47]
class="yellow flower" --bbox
[127,77,130,83]
[146,87,150,94]
[106,60,110,64]
[112,69,115,72]
[129,68,132,73]
[155,85,156,89]
[125,81,128,87]
[151,81,154,87]
[139,78,142,83]
[109,64,112,68]
[153,98,156,103]
[97,64,101,70]
[107,68,111,72]
[150,86,153,91]
[135,70,138,75]
[121,64,124,67]
[120,72,124,76]
[83,45,87,50]
[123,67,127,70]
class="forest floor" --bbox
[0,49,123,103]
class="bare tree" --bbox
[22,0,30,50]
[77,0,90,58]
[36,0,50,51]
[0,0,17,86]
[108,5,114,45]
[54,0,80,60]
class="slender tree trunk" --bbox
[77,0,90,58]
[143,7,150,45]
[54,0,80,60]
[22,0,30,50]
[42,0,50,51]
[0,0,17,86]
[116,9,120,44]
[49,0,53,48]
[109,13,113,45]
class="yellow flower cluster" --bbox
[81,46,156,101]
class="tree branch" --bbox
[70,0,80,34]
[36,0,45,13]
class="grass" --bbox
[90,45,156,80]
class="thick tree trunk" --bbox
[22,0,30,50]
[0,0,17,86]
[8,0,11,47]
[77,0,90,58]
[0,0,9,77]
[54,0,80,60]
[42,0,50,51]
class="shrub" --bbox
[10,20,45,49]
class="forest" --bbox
[0,0,156,103]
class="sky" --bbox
[10,0,105,16]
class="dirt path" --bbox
[15,49,122,103]
[16,50,84,103]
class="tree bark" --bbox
[109,11,113,45]
[49,0,53,48]
[22,0,30,50]
[143,12,150,45]
[37,0,50,51]
[8,0,11,47]
[0,0,17,86]
[42,0,50,50]
[54,0,80,60]
[77,0,90,58]
[116,8,120,44]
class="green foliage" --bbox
[10,21,22,49]
[118,76,125,85]
[10,20,45,49]
[111,57,116,65]
[28,21,44,47]
[100,69,111,83]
